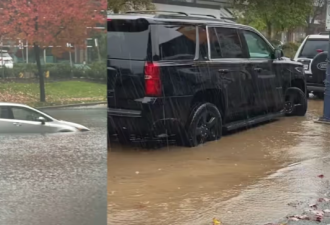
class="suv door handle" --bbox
[254,68,262,72]
[218,69,229,74]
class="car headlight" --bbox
[76,127,89,132]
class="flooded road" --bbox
[0,105,107,225]
[108,99,330,225]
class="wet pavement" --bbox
[0,105,107,225]
[108,98,330,225]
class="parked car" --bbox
[0,103,90,133]
[294,34,328,98]
[107,11,307,147]
[0,50,14,68]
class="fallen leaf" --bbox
[290,217,299,221]
[213,218,221,225]
[311,210,324,216]
[324,209,330,213]
[309,204,318,209]
[318,198,330,203]
[318,174,324,178]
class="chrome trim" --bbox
[194,26,199,60]
[108,108,142,118]
[206,26,211,60]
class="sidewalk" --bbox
[267,176,330,225]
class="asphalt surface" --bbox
[108,98,330,225]
[0,105,107,225]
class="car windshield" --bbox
[38,109,56,120]
[299,39,328,58]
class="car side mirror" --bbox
[274,49,283,59]
[37,116,46,125]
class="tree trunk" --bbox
[266,22,272,39]
[34,43,46,102]
[287,29,294,43]
[305,25,314,35]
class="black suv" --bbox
[107,11,307,147]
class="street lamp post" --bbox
[316,0,330,123]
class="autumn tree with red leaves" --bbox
[0,0,106,102]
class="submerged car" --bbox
[107,11,307,147]
[0,103,90,133]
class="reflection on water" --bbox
[108,100,330,225]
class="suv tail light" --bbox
[144,62,161,96]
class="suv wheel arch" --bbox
[290,78,306,94]
[190,89,227,121]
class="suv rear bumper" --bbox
[108,96,193,138]
[108,109,150,136]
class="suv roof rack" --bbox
[124,10,235,23]
[125,10,188,16]
[319,32,329,35]
[189,13,217,19]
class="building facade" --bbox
[152,0,234,20]
[1,26,105,65]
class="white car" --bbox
[0,50,13,68]
[294,34,328,98]
[0,102,90,134]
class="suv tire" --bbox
[284,87,307,116]
[179,102,222,147]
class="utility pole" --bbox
[316,0,330,123]
[95,38,101,61]
[0,38,4,79]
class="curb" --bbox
[36,101,107,110]
[314,119,330,125]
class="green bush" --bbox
[85,61,106,80]
[0,61,106,81]
[282,42,300,59]
[45,63,72,78]
[282,42,300,51]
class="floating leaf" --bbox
[213,218,221,225]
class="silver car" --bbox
[0,102,89,133]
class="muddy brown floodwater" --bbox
[108,98,330,225]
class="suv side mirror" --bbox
[274,49,283,59]
[37,116,46,125]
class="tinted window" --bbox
[198,26,208,59]
[210,27,244,58]
[299,39,328,59]
[154,25,196,60]
[107,19,150,60]
[243,30,272,58]
[0,106,13,119]
[208,28,222,58]
[11,107,47,122]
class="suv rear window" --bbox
[153,25,197,61]
[299,39,328,58]
[107,19,150,60]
